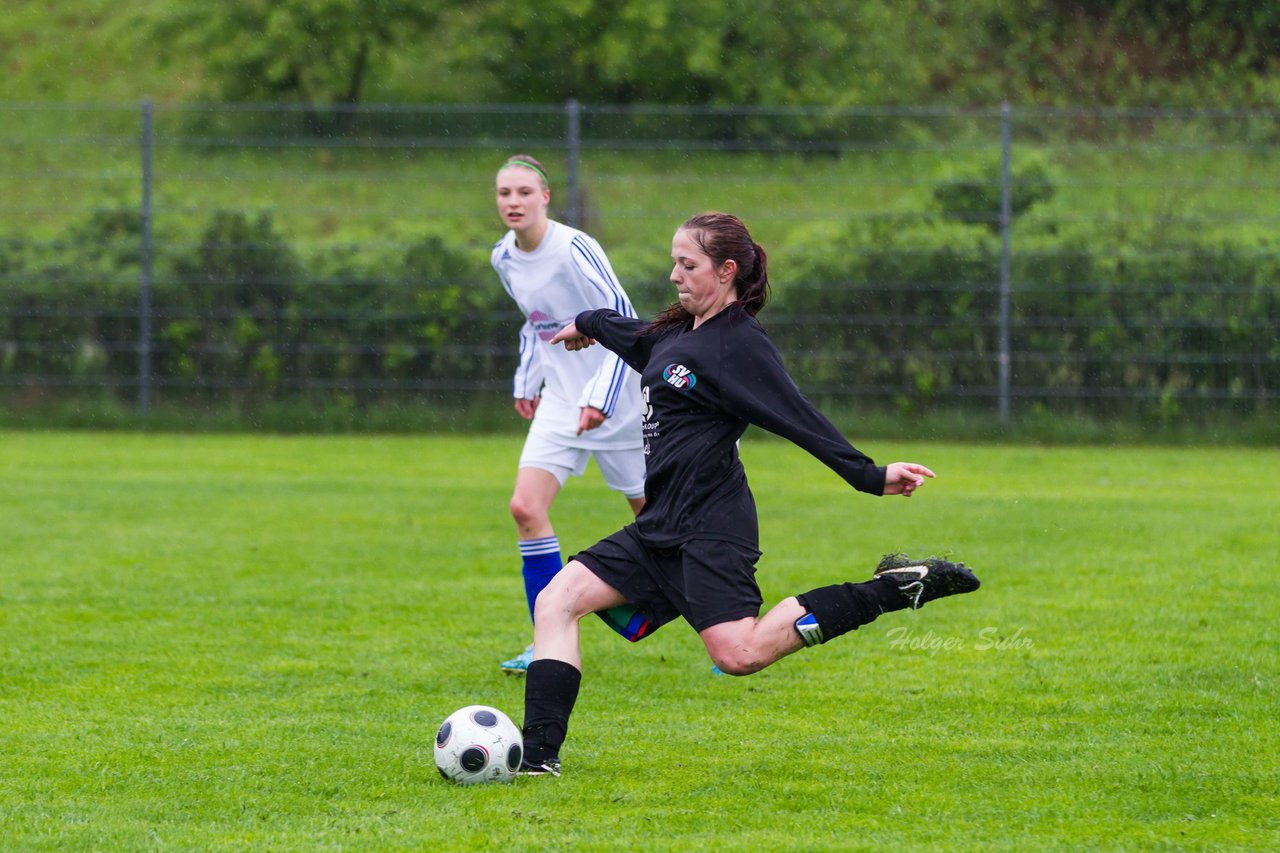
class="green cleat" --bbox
[500,643,534,675]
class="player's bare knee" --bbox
[532,585,572,627]
[508,494,544,529]
[534,564,594,623]
[709,654,763,677]
[708,645,767,676]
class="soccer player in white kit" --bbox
[491,154,647,674]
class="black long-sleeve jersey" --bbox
[577,303,887,550]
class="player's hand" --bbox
[882,462,935,497]
[578,406,606,435]
[514,397,540,420]
[550,322,597,351]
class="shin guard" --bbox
[795,577,906,645]
[522,658,582,763]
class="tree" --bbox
[930,0,1280,107]
[147,0,442,129]
[460,0,928,106]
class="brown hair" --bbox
[649,212,770,330]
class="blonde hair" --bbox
[499,154,550,190]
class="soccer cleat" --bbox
[500,643,534,675]
[873,553,980,610]
[794,611,825,646]
[517,757,561,777]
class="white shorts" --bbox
[518,431,646,499]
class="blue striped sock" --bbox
[519,536,562,622]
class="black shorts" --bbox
[572,524,763,635]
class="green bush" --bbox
[160,211,300,403]
[776,215,1001,404]
[1,208,500,410]
[772,210,1278,416]
[933,154,1056,232]
[0,210,141,388]
[400,233,511,387]
[3,203,1276,421]
[289,235,508,405]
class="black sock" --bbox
[522,658,582,763]
[796,576,906,643]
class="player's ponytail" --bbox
[738,240,769,317]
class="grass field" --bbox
[1,431,1277,850]
[5,121,1275,260]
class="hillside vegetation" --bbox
[4,0,1279,107]
[2,3,1276,434]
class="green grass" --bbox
[5,125,1275,262]
[2,1,182,102]
[5,397,1278,447]
[1,431,1277,849]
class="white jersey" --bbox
[491,220,644,450]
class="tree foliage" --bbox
[133,0,1279,109]
[146,0,441,115]
[926,0,1280,105]
[450,0,1280,107]
[462,0,929,105]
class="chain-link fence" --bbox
[1,101,1277,426]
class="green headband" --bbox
[502,159,549,184]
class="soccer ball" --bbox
[434,705,523,785]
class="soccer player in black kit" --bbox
[518,212,980,776]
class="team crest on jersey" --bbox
[662,363,696,390]
[529,310,563,342]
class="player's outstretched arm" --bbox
[882,462,935,497]
[550,322,597,351]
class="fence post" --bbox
[139,98,154,413]
[565,99,581,228]
[998,101,1012,426]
